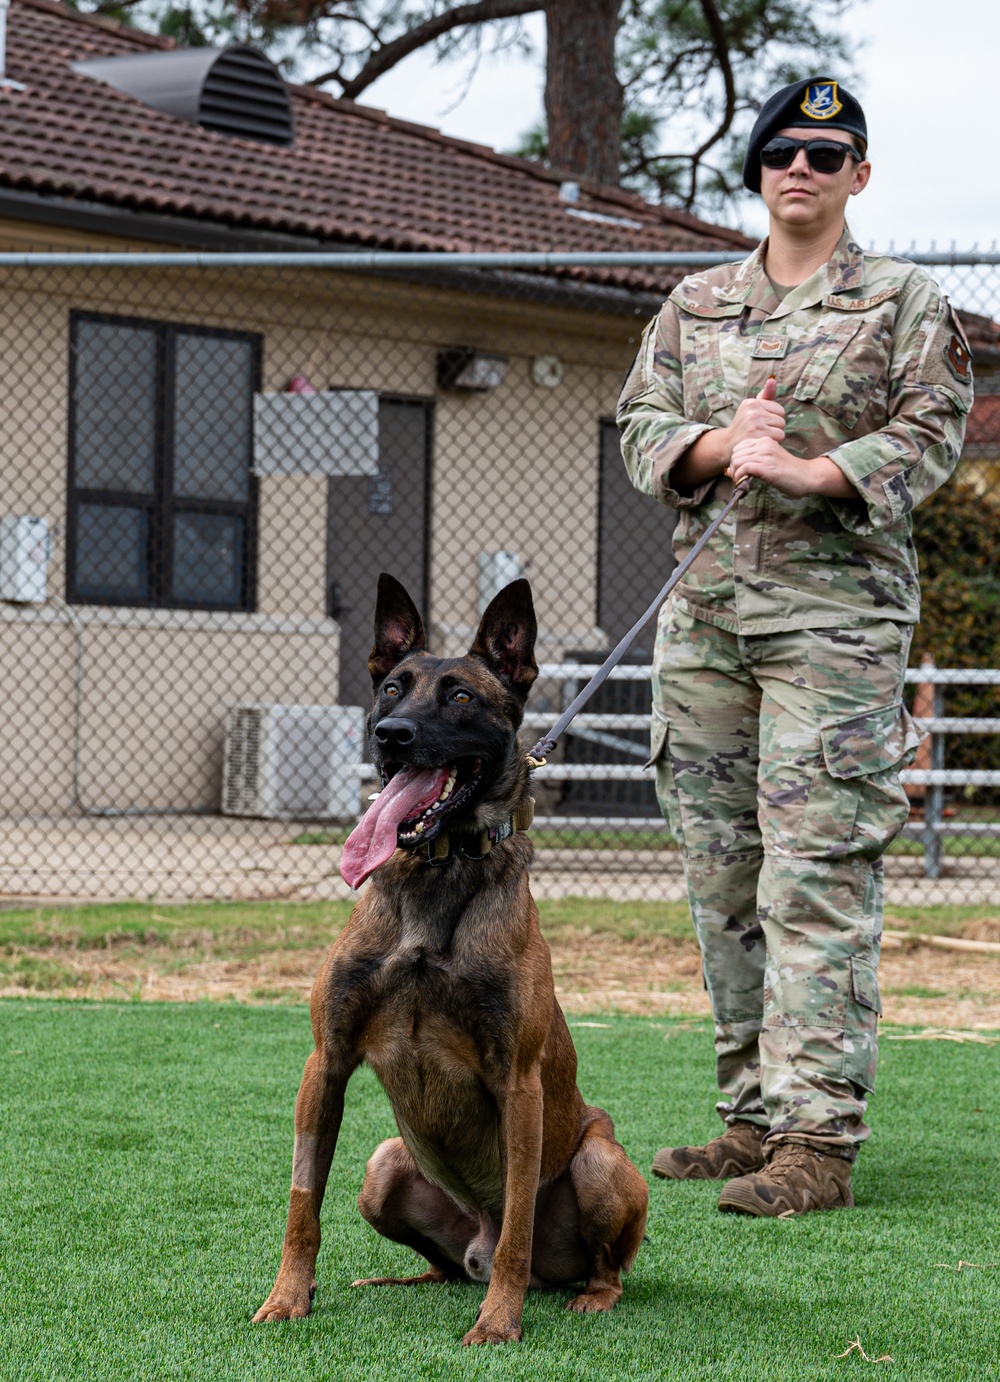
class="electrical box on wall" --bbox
[0,516,50,603]
[478,550,522,616]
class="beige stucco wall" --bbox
[0,221,642,815]
[0,607,338,813]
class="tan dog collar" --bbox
[424,798,534,866]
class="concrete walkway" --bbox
[0,814,997,908]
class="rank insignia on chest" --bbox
[945,333,972,384]
[800,82,842,120]
[752,336,789,359]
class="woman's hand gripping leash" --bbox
[526,435,756,768]
[729,375,853,499]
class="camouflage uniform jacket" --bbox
[616,230,972,634]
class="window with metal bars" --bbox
[67,312,260,610]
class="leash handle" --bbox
[527,477,751,763]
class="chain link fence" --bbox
[0,248,998,908]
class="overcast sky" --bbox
[358,0,998,254]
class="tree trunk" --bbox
[544,0,622,186]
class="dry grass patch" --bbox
[0,896,998,1027]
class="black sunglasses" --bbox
[760,136,862,175]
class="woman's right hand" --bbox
[673,378,785,492]
[723,377,786,456]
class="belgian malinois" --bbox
[253,574,648,1345]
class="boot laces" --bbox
[768,1143,836,1172]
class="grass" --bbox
[888,836,1000,858]
[291,827,677,850]
[0,898,356,952]
[0,894,995,957]
[291,825,1000,856]
[0,897,690,958]
[0,1001,998,1380]
[290,828,353,846]
[0,898,694,997]
[0,896,997,999]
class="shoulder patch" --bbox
[913,296,974,411]
[944,333,972,384]
[823,288,901,311]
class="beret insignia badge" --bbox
[945,333,972,384]
[800,82,843,121]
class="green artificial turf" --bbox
[1,1002,998,1381]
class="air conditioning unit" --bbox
[222,704,367,819]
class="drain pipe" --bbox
[0,0,26,92]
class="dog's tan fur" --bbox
[253,576,648,1345]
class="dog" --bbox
[253,573,648,1345]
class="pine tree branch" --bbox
[308,0,542,99]
[684,0,736,207]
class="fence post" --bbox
[923,679,946,880]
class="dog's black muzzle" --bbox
[373,717,418,754]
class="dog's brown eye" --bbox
[453,690,472,703]
[384,684,399,697]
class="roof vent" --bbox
[73,46,294,147]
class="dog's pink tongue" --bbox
[340,766,448,889]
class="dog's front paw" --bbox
[252,1277,315,1322]
[461,1310,522,1346]
[564,1284,621,1313]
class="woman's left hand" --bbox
[729,437,855,499]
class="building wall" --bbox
[0,223,642,814]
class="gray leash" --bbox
[527,477,750,766]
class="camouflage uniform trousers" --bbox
[650,604,921,1156]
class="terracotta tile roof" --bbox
[0,0,751,286]
[965,394,1000,450]
[957,309,1000,368]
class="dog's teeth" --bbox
[367,792,381,801]
[415,822,424,833]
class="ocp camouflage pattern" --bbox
[617,230,972,635]
[649,607,922,1151]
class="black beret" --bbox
[743,79,867,192]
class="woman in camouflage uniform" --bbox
[617,79,971,1215]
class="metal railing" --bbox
[518,664,1000,879]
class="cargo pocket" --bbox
[796,701,924,857]
[645,713,669,770]
[842,957,882,1092]
[849,956,882,1015]
[647,710,682,847]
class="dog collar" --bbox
[423,798,534,868]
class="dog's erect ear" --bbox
[368,573,426,689]
[468,578,538,703]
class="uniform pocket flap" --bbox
[793,319,864,403]
[645,713,669,769]
[850,957,882,1015]
[820,701,924,781]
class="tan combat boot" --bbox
[651,1120,766,1180]
[717,1141,855,1216]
